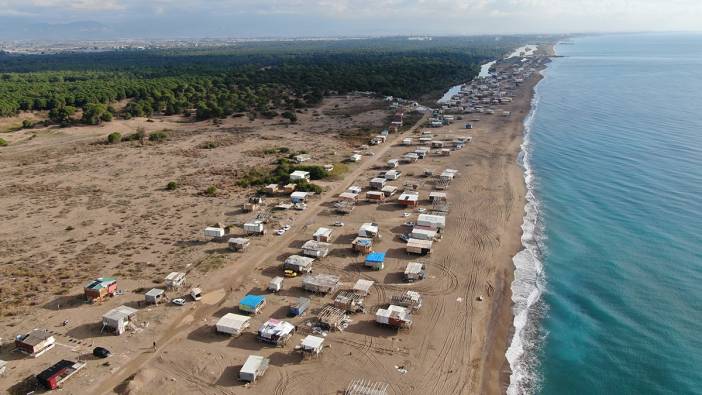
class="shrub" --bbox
[21,119,34,129]
[166,181,178,190]
[107,132,122,144]
[149,131,167,142]
[205,186,217,196]
[0,138,6,147]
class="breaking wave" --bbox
[506,70,549,395]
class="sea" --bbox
[507,33,702,395]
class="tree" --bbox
[82,103,109,125]
[48,106,76,126]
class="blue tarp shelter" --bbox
[365,252,386,270]
[239,294,266,314]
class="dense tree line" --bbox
[0,36,542,120]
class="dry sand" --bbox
[0,57,545,394]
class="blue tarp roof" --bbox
[365,252,386,263]
[240,294,266,307]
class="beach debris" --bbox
[394,365,408,374]
[477,295,484,301]
[456,297,463,303]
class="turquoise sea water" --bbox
[508,33,702,394]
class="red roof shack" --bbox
[37,359,86,390]
[84,277,117,302]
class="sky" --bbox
[0,0,701,39]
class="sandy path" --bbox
[90,114,429,394]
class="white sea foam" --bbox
[506,68,548,395]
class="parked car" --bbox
[275,229,286,236]
[283,224,291,231]
[172,298,186,306]
[284,270,299,278]
[403,221,415,227]
[333,221,345,227]
[93,347,111,358]
[399,234,411,242]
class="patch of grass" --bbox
[197,254,228,272]
[166,181,178,190]
[199,140,220,149]
[328,162,350,179]
[107,132,122,144]
[148,131,168,142]
[204,185,218,196]
[0,137,7,147]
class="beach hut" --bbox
[402,138,413,145]
[365,252,386,270]
[350,154,362,162]
[387,159,399,169]
[366,191,385,202]
[404,262,426,282]
[347,185,363,194]
[102,305,138,335]
[352,237,373,254]
[302,273,341,294]
[290,191,310,203]
[402,152,419,163]
[358,223,379,238]
[375,305,413,329]
[302,240,331,258]
[228,237,250,252]
[239,294,267,314]
[239,355,270,382]
[290,170,311,182]
[216,313,251,336]
[84,277,118,302]
[289,297,311,317]
[370,177,386,190]
[298,335,325,358]
[15,329,55,357]
[265,184,280,195]
[36,360,86,390]
[0,360,6,376]
[429,191,447,202]
[145,288,165,305]
[338,192,359,202]
[164,272,186,289]
[293,154,311,163]
[381,185,398,197]
[244,221,265,236]
[204,226,225,238]
[313,227,333,242]
[440,148,451,156]
[353,279,374,296]
[417,214,446,230]
[406,238,433,255]
[334,291,366,313]
[257,319,296,346]
[391,290,423,311]
[384,170,401,180]
[410,226,437,241]
[283,255,315,274]
[268,276,284,292]
[398,191,420,207]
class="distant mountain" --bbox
[0,19,113,40]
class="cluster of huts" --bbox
[439,49,548,116]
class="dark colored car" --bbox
[93,346,111,358]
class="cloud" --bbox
[0,0,700,37]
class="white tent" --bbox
[216,313,251,336]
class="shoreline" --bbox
[501,44,555,394]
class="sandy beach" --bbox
[0,47,550,394]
